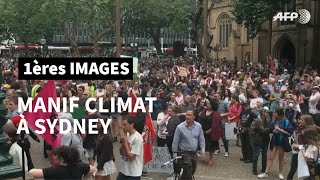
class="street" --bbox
[11,138,294,180]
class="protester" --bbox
[94,116,116,180]
[117,116,144,180]
[2,122,28,171]
[258,108,294,179]
[172,110,205,180]
[288,114,315,180]
[29,146,95,179]
[2,54,320,180]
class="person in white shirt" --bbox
[94,84,106,98]
[239,87,248,104]
[156,104,170,147]
[118,116,144,180]
[3,121,28,171]
[127,82,141,97]
[250,90,264,109]
[309,86,320,125]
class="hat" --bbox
[284,69,288,72]
[237,71,242,75]
[3,84,10,89]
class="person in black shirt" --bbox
[83,101,99,166]
[95,116,117,180]
[29,146,95,180]
[301,82,312,114]
[239,103,257,163]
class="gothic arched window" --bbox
[219,14,232,47]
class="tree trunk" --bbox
[115,0,122,57]
[65,22,80,57]
[93,39,99,57]
[23,42,30,57]
[66,35,80,57]
[153,37,162,55]
[189,0,215,62]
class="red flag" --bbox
[129,88,137,117]
[142,112,156,164]
[23,80,61,156]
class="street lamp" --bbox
[160,28,164,54]
[188,26,192,55]
[188,20,192,47]
[8,40,14,58]
[40,39,46,57]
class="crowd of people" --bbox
[1,55,320,180]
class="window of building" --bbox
[78,25,83,36]
[219,14,232,47]
[246,29,250,43]
[280,0,296,25]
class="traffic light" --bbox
[0,81,22,178]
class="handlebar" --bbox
[161,151,197,167]
[161,156,182,167]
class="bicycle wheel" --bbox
[174,173,181,180]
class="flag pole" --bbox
[20,130,26,180]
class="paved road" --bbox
[9,138,295,180]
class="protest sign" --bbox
[147,146,174,174]
[225,122,237,140]
[178,67,188,77]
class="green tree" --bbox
[125,0,195,54]
[54,0,142,57]
[231,0,287,38]
[0,0,61,53]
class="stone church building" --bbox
[208,0,320,67]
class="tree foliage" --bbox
[52,0,142,56]
[231,0,287,38]
[124,0,195,53]
[0,0,61,44]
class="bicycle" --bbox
[162,151,196,180]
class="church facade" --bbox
[208,0,320,67]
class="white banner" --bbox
[225,122,237,140]
[146,146,174,174]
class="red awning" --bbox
[121,47,133,51]
[166,47,174,51]
[15,45,38,50]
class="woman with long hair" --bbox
[222,89,232,107]
[94,116,117,180]
[258,108,294,179]
[156,103,170,147]
[269,85,282,112]
[30,146,95,179]
[228,94,242,148]
[288,114,315,180]
[293,84,304,111]
[298,126,320,179]
[198,98,215,166]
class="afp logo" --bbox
[298,9,311,24]
[273,9,311,24]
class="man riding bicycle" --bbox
[172,110,205,180]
